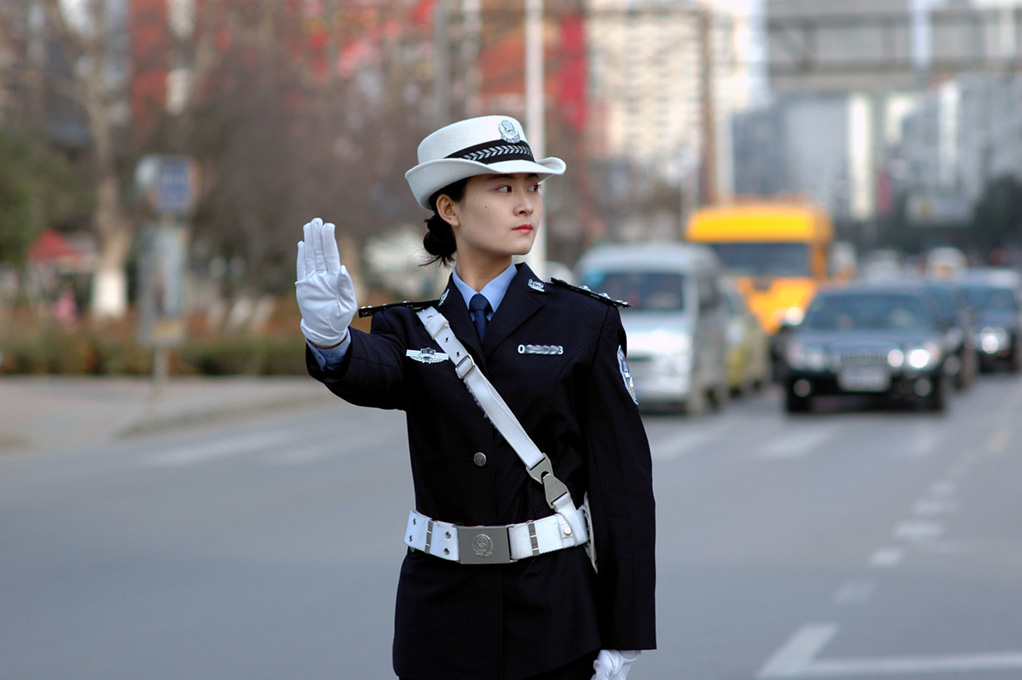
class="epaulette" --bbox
[550,278,631,308]
[358,299,441,318]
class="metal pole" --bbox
[434,0,451,126]
[525,0,546,278]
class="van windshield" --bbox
[581,271,686,311]
[705,242,811,277]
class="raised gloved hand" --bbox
[591,650,640,680]
[295,218,357,347]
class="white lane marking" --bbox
[759,624,1022,678]
[909,425,938,457]
[651,429,719,460]
[758,426,838,459]
[758,624,838,678]
[868,547,905,568]
[930,481,957,498]
[894,522,944,541]
[267,444,352,465]
[141,431,295,467]
[912,499,953,516]
[832,581,874,605]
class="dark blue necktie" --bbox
[469,293,491,340]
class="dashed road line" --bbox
[759,624,1022,678]
[832,581,874,605]
[912,499,954,516]
[868,547,905,568]
[893,521,944,541]
[140,431,295,467]
[758,426,839,459]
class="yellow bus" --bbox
[684,201,836,366]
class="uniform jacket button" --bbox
[473,452,487,467]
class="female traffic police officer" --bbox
[295,115,656,680]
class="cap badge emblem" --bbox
[498,120,520,143]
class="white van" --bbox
[576,242,730,414]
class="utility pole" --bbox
[525,0,546,278]
[434,0,451,126]
[698,7,718,206]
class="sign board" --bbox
[135,155,200,216]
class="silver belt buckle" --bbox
[457,525,513,564]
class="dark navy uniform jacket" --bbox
[306,263,656,680]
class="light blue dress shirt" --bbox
[309,262,518,370]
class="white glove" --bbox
[295,218,357,347]
[591,650,640,680]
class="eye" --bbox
[530,182,542,193]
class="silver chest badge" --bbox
[498,119,520,143]
[406,347,449,364]
[519,344,563,355]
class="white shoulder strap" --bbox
[416,307,587,540]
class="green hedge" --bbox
[0,328,307,376]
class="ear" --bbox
[436,194,460,228]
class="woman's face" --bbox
[441,172,543,264]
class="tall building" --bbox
[584,0,742,204]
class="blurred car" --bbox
[956,271,1022,373]
[918,280,978,390]
[721,279,770,395]
[576,242,730,414]
[783,283,950,413]
[925,246,969,280]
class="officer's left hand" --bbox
[591,649,640,680]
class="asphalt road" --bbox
[2,374,1022,680]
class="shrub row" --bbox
[0,327,308,376]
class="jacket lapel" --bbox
[437,276,486,360]
[483,263,547,356]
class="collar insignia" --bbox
[528,279,546,293]
[439,289,450,305]
[406,348,449,364]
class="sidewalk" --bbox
[0,376,337,452]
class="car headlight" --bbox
[904,341,942,369]
[979,327,1009,353]
[786,341,826,371]
[887,349,905,368]
[775,306,804,327]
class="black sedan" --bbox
[957,274,1022,373]
[783,284,950,413]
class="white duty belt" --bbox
[404,508,586,565]
[405,307,591,566]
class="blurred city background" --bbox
[6,4,1022,680]
[5,0,1022,376]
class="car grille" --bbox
[834,349,889,369]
